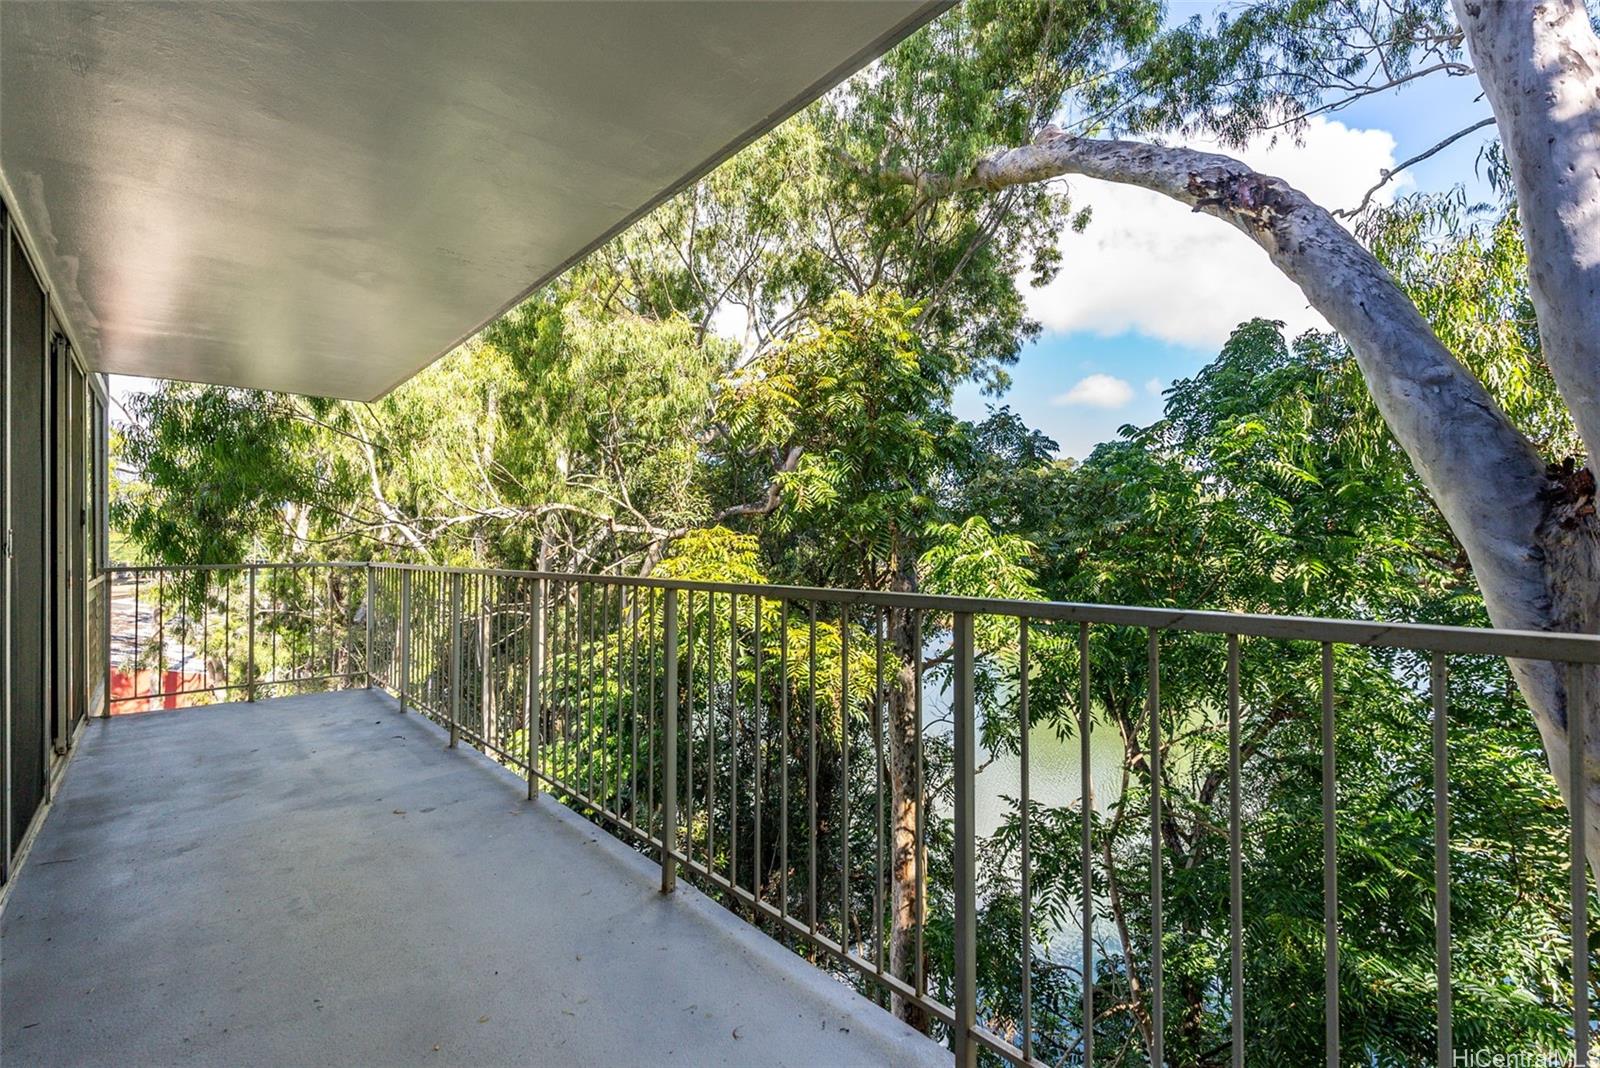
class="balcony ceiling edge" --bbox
[0,1,952,402]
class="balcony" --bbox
[6,561,1599,1066]
[2,688,943,1067]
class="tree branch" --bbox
[1454,0,1600,873]
[1332,116,1495,219]
[879,132,1554,638]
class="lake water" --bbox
[923,676,1131,962]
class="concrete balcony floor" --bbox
[1,691,946,1067]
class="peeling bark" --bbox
[1455,0,1600,873]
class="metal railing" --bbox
[107,560,1600,1067]
[105,563,370,712]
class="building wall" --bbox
[0,188,108,887]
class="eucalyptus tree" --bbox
[851,0,1600,874]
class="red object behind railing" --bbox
[108,668,209,714]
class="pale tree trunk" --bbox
[889,3,1600,867]
[1450,0,1600,873]
[1455,0,1600,460]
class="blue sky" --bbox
[953,9,1499,459]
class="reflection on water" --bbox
[922,677,1127,834]
[973,714,1125,837]
[924,677,1131,959]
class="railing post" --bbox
[527,574,544,800]
[661,587,679,894]
[952,610,977,1068]
[398,569,411,712]
[246,565,257,702]
[1569,661,1589,1068]
[363,563,374,689]
[448,571,462,748]
[103,570,114,718]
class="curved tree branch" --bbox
[882,132,1553,628]
[877,129,1600,870]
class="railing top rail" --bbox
[107,559,1600,662]
[109,561,368,573]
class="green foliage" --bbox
[921,516,1040,603]
[113,386,332,563]
[722,290,962,584]
[655,528,766,585]
[1363,189,1580,458]
[986,312,1583,1064]
[1120,0,1465,146]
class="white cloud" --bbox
[1144,377,1164,395]
[1026,118,1408,350]
[1053,373,1134,409]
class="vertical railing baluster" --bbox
[246,566,256,703]
[481,574,493,748]
[448,571,462,749]
[840,604,851,952]
[754,594,764,907]
[605,583,617,814]
[1322,642,1338,1067]
[585,582,596,803]
[808,603,819,936]
[131,571,141,712]
[223,570,232,695]
[614,583,625,816]
[364,563,374,689]
[327,567,336,687]
[398,569,411,713]
[1148,629,1163,1068]
[268,574,277,697]
[914,607,926,1002]
[201,571,210,698]
[647,589,658,836]
[106,569,118,717]
[685,591,695,870]
[729,592,739,892]
[661,588,679,894]
[155,569,165,703]
[630,588,643,831]
[529,573,544,800]
[1431,652,1451,1068]
[952,609,977,1068]
[573,579,582,792]
[779,597,789,919]
[707,592,717,872]
[1080,621,1094,1067]
[1228,635,1243,1068]
[631,587,640,829]
[874,607,885,980]
[1570,659,1590,1068]
[1019,616,1033,1064]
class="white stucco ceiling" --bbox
[0,1,947,400]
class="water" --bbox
[973,714,1126,837]
[923,674,1131,962]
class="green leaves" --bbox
[655,528,765,586]
[114,385,331,564]
[719,289,960,586]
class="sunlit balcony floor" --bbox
[1,690,946,1067]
